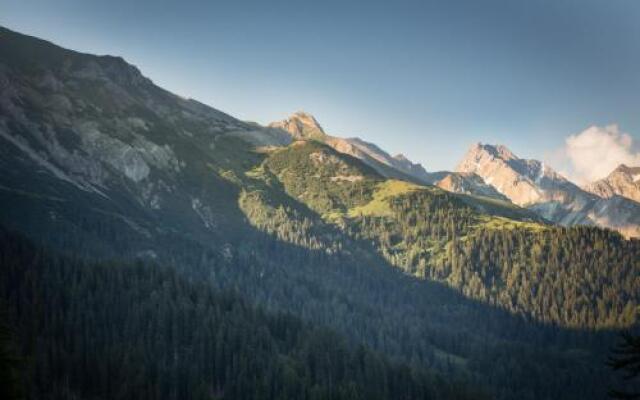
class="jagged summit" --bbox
[435,172,509,201]
[461,143,519,166]
[613,163,640,174]
[265,113,432,184]
[584,163,640,203]
[475,143,515,157]
[454,142,640,237]
[268,111,326,139]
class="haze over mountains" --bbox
[0,26,639,400]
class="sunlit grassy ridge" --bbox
[247,140,550,258]
[475,215,548,232]
[231,140,639,332]
[347,180,425,218]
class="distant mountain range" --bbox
[454,143,640,238]
[257,111,640,237]
[585,164,640,203]
[1,25,639,400]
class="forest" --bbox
[0,228,481,400]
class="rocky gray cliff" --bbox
[454,143,640,237]
[584,164,640,203]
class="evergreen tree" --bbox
[609,332,640,399]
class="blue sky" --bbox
[1,0,639,175]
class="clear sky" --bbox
[1,0,639,177]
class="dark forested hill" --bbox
[0,228,482,400]
[0,26,638,400]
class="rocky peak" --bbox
[435,172,509,201]
[493,144,517,161]
[94,55,149,87]
[584,163,640,203]
[463,143,516,161]
[268,111,326,139]
[456,143,566,206]
[613,164,640,176]
[453,143,640,237]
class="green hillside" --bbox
[1,26,639,400]
[252,140,639,329]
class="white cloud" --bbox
[560,125,640,184]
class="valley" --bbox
[0,25,638,400]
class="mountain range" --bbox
[1,26,639,400]
[260,112,640,238]
[585,164,640,203]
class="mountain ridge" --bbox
[266,111,435,184]
[584,163,640,203]
[1,25,639,400]
[454,142,640,237]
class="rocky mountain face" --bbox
[455,144,573,205]
[267,111,326,140]
[435,172,509,201]
[455,143,640,237]
[2,26,640,400]
[584,164,640,203]
[0,26,274,257]
[267,112,434,183]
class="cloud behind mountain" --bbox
[555,125,640,184]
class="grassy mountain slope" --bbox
[254,140,639,329]
[1,26,639,400]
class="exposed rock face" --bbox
[268,111,326,140]
[327,137,433,183]
[0,25,272,255]
[392,153,433,181]
[268,112,432,184]
[435,172,509,201]
[455,143,571,206]
[3,24,638,244]
[584,164,640,203]
[455,143,640,237]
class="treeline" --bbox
[450,226,639,328]
[350,190,640,328]
[207,196,617,400]
[0,228,478,400]
[2,141,634,399]
[257,142,639,329]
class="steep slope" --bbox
[0,25,273,257]
[2,26,639,400]
[268,110,326,139]
[256,140,638,329]
[435,172,509,201]
[1,228,479,400]
[456,143,640,237]
[268,112,434,183]
[585,164,640,203]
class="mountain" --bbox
[0,25,271,257]
[455,143,640,237]
[435,171,509,201]
[268,112,435,183]
[1,26,639,400]
[584,164,640,203]
[268,110,326,139]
